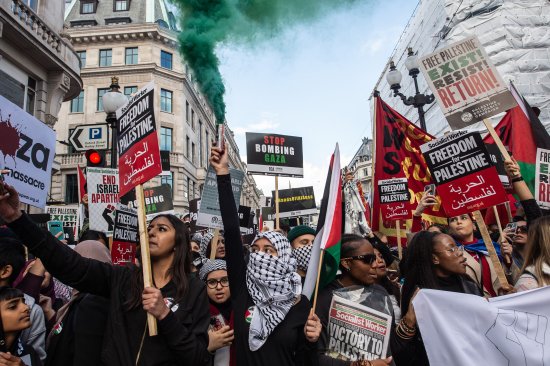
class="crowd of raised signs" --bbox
[0,143,549,366]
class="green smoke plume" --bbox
[171,0,361,124]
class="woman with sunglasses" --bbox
[392,231,481,366]
[210,146,321,366]
[200,259,236,366]
[514,216,550,291]
[315,233,393,366]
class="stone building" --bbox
[50,0,261,212]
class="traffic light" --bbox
[85,149,106,167]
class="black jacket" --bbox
[9,214,211,366]
[217,174,318,366]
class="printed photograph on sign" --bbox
[87,167,120,234]
[421,131,507,216]
[245,132,304,177]
[418,36,517,129]
[0,95,56,208]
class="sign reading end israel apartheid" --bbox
[197,166,245,229]
[112,204,138,265]
[116,82,162,196]
[270,186,316,218]
[535,148,550,209]
[326,295,392,361]
[0,95,56,208]
[421,131,507,216]
[246,132,303,177]
[418,36,517,130]
[87,167,120,235]
[377,178,411,221]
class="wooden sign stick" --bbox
[136,184,158,336]
[396,220,402,260]
[483,118,511,161]
[492,206,511,266]
[275,175,280,230]
[210,229,220,260]
[504,201,513,222]
[472,210,509,288]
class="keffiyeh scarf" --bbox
[292,245,313,272]
[246,231,302,351]
[199,231,214,259]
[199,259,227,281]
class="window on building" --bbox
[124,86,137,97]
[198,120,203,166]
[160,127,173,152]
[205,130,209,159]
[26,77,36,116]
[125,47,138,65]
[185,101,190,122]
[161,51,172,69]
[186,136,190,158]
[22,0,37,11]
[81,1,96,14]
[161,172,173,197]
[99,49,112,67]
[187,176,191,200]
[363,168,369,177]
[97,88,109,111]
[160,89,172,113]
[191,142,195,163]
[192,181,195,199]
[76,51,86,68]
[114,0,128,11]
[65,174,78,204]
[70,90,84,113]
[191,109,195,129]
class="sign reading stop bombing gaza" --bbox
[418,35,516,130]
[245,133,304,177]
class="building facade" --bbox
[50,0,261,212]
[371,0,550,137]
[346,137,373,200]
[0,0,82,127]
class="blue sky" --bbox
[218,0,418,199]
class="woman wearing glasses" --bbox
[392,231,481,366]
[514,216,550,291]
[200,259,235,366]
[315,233,393,366]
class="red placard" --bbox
[116,82,162,196]
[380,202,411,222]
[111,241,136,265]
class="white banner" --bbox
[414,287,550,366]
[87,167,120,235]
[0,95,56,208]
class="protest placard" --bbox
[377,178,411,221]
[485,144,511,190]
[418,36,516,130]
[45,205,79,240]
[116,82,162,196]
[271,186,316,218]
[535,148,550,209]
[421,131,507,216]
[238,205,252,232]
[0,95,56,208]
[87,167,120,235]
[326,295,392,361]
[197,166,244,229]
[120,184,174,220]
[246,132,304,177]
[111,204,138,265]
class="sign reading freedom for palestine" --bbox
[418,35,516,130]
[421,131,507,216]
[377,178,411,221]
[246,132,304,177]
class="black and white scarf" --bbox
[199,231,214,260]
[199,259,227,281]
[246,231,302,351]
[292,245,313,272]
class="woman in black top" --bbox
[392,231,482,366]
[210,146,321,366]
[0,182,211,366]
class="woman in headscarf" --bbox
[210,146,321,366]
[200,259,235,366]
[200,232,226,261]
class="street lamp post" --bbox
[385,47,435,131]
[102,76,129,168]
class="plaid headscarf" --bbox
[199,259,227,281]
[199,231,214,259]
[246,231,302,351]
[291,244,313,272]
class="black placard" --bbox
[246,132,304,177]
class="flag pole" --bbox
[136,183,158,336]
[483,118,511,161]
[396,220,402,259]
[210,228,220,260]
[504,202,513,222]
[311,249,326,313]
[275,175,280,230]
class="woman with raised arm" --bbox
[210,145,321,366]
[0,181,211,366]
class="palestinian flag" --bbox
[302,144,342,299]
[484,82,550,194]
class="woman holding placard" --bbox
[0,182,211,366]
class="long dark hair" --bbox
[400,231,443,315]
[125,214,192,310]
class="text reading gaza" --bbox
[255,136,295,164]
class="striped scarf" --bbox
[246,231,302,351]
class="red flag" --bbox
[372,96,447,246]
[77,165,87,203]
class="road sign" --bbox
[69,124,109,151]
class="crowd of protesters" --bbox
[0,144,549,366]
